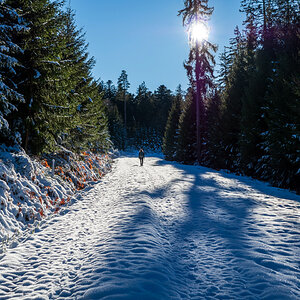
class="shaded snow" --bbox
[0,155,299,299]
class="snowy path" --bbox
[0,155,299,300]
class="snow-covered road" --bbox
[0,155,299,299]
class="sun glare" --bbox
[189,22,209,44]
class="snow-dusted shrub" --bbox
[0,144,112,250]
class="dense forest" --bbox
[0,0,299,192]
[162,0,299,192]
[0,0,110,154]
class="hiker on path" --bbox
[138,148,145,166]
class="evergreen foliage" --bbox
[162,86,183,160]
[103,77,175,151]
[0,0,110,154]
[210,0,299,191]
[168,0,299,192]
[153,85,173,134]
[203,91,223,169]
[0,0,26,144]
[178,0,217,162]
[0,0,299,192]
[176,89,197,163]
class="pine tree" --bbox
[218,27,247,171]
[60,8,110,152]
[70,81,110,152]
[100,80,122,149]
[239,2,269,176]
[0,0,26,144]
[178,0,217,162]
[5,1,110,154]
[203,90,223,168]
[176,89,197,163]
[259,1,300,191]
[151,85,173,139]
[216,47,232,89]
[117,70,130,140]
[7,0,67,153]
[136,82,153,128]
[162,86,183,160]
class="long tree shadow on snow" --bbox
[112,158,300,299]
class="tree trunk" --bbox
[195,44,201,163]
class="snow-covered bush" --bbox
[0,144,112,251]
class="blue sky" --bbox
[70,0,244,94]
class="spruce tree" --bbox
[8,0,67,153]
[101,80,127,150]
[178,0,217,163]
[260,1,300,191]
[0,0,26,145]
[117,70,130,140]
[60,8,110,152]
[153,85,173,135]
[176,89,197,163]
[163,87,183,160]
[216,47,232,89]
[203,90,223,169]
[239,3,268,176]
[218,27,247,171]
[5,1,111,154]
[136,82,153,128]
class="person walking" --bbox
[138,148,145,166]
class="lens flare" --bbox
[189,22,209,44]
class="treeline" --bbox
[99,72,178,151]
[1,0,299,191]
[163,0,299,192]
[0,0,110,154]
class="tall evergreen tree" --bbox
[0,0,26,144]
[58,7,110,152]
[178,0,217,162]
[100,80,124,149]
[216,47,232,89]
[259,1,300,191]
[136,82,153,128]
[4,1,110,154]
[117,70,130,137]
[216,27,247,171]
[176,89,197,163]
[8,0,67,153]
[163,86,182,160]
[203,90,223,169]
[153,85,173,134]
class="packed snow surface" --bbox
[0,154,299,299]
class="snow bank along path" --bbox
[0,146,112,250]
[0,155,299,299]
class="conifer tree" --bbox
[218,27,247,171]
[176,89,197,163]
[178,0,217,162]
[59,7,110,152]
[163,86,183,160]
[101,80,124,149]
[260,1,300,190]
[203,91,223,168]
[5,1,111,154]
[0,0,26,144]
[136,82,153,128]
[8,0,67,153]
[153,85,173,135]
[117,70,130,140]
[216,47,232,89]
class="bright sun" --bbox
[189,22,209,44]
